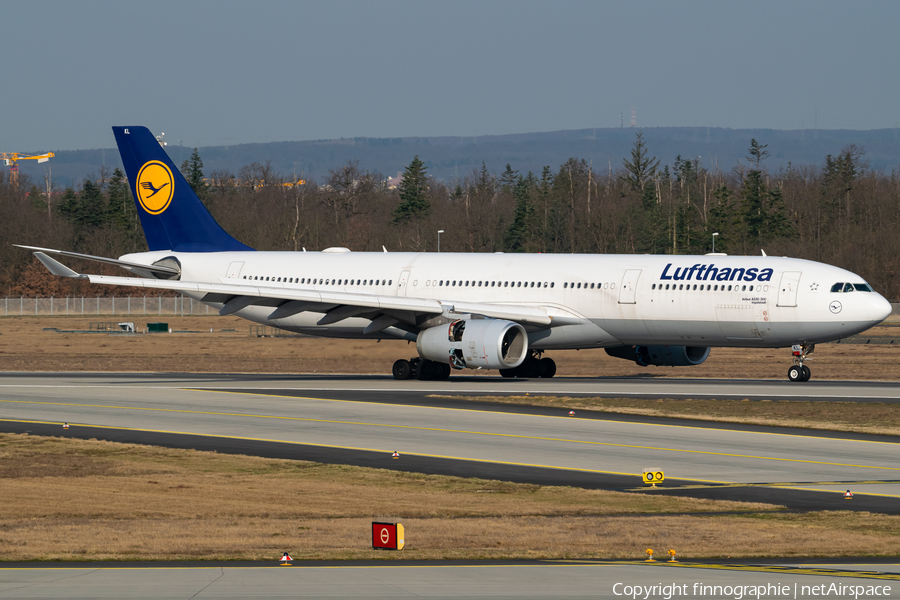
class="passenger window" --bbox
[550,282,555,288]
[742,285,746,291]
[678,284,683,290]
[831,283,843,293]
[843,283,854,293]
[651,284,656,290]
[389,280,392,285]
[665,284,670,290]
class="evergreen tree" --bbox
[78,179,105,229]
[105,168,131,229]
[739,139,793,249]
[499,164,519,194]
[621,131,659,192]
[505,172,537,252]
[391,155,430,224]
[186,148,207,199]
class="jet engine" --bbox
[416,319,528,370]
[605,345,710,367]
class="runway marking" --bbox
[0,418,655,480]
[195,388,900,446]
[4,384,900,447]
[623,483,900,499]
[2,382,900,402]
[1,396,899,476]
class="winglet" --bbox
[33,252,85,279]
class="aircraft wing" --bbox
[29,251,553,330]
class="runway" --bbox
[4,371,900,402]
[2,561,899,599]
[1,373,898,511]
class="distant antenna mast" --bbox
[630,108,636,127]
[620,112,624,128]
[155,132,167,148]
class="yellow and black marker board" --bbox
[642,469,665,484]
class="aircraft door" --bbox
[398,270,411,296]
[776,271,802,307]
[618,269,641,304]
[226,261,244,279]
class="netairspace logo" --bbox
[612,582,892,599]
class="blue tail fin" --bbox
[113,126,253,252]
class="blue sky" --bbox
[3,0,899,151]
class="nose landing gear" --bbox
[787,343,814,382]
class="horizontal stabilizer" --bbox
[16,245,179,278]
[33,252,85,279]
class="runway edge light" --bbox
[280,552,292,565]
[668,549,677,563]
[844,490,853,499]
[645,548,655,562]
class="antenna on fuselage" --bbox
[383,246,388,252]
[761,249,767,256]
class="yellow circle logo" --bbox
[136,160,174,214]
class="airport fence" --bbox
[1,296,213,317]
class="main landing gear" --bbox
[787,343,814,382]
[392,357,451,381]
[499,352,556,379]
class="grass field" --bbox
[4,434,900,561]
[1,315,898,380]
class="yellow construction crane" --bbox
[1,152,54,190]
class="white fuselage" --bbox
[122,250,892,350]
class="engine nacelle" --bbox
[605,345,710,367]
[416,319,528,370]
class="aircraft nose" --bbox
[868,294,893,323]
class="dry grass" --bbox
[431,396,900,436]
[1,434,899,561]
[0,316,898,379]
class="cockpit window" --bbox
[831,283,843,292]
[843,283,854,293]
[854,283,873,292]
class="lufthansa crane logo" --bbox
[136,160,174,214]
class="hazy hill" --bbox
[15,127,900,188]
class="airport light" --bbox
[437,230,445,252]
[712,232,719,253]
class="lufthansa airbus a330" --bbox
[20,126,892,382]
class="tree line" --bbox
[1,136,898,300]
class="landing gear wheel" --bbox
[499,368,516,378]
[539,357,556,378]
[788,365,803,382]
[436,363,452,380]
[417,360,437,381]
[520,357,545,378]
[392,359,411,380]
[801,365,811,382]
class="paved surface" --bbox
[3,371,900,402]
[1,373,898,509]
[1,562,898,599]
